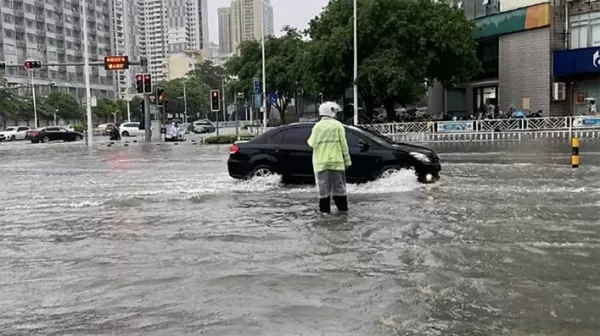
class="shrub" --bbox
[204,134,254,144]
[73,124,85,132]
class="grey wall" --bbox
[499,28,551,115]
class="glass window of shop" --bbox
[462,0,501,20]
[472,37,499,81]
[570,12,600,49]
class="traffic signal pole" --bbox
[143,63,151,142]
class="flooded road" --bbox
[1,140,599,335]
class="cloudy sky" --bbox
[207,0,330,43]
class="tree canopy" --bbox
[224,0,480,122]
[226,26,306,124]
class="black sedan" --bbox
[27,127,84,143]
[227,122,441,184]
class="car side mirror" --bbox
[358,140,369,151]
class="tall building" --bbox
[229,0,275,53]
[109,0,140,99]
[137,0,209,82]
[0,0,117,100]
[218,7,232,54]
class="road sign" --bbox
[268,92,278,105]
[254,93,261,109]
[104,55,129,70]
[253,78,261,94]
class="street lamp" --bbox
[353,0,359,126]
[260,0,267,131]
[81,0,93,145]
[112,110,119,124]
[53,109,58,125]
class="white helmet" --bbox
[319,101,342,118]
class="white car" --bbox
[0,126,31,141]
[119,122,146,137]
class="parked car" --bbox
[0,126,31,141]
[191,119,216,133]
[26,127,84,143]
[119,122,146,137]
[227,122,441,184]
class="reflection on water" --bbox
[0,142,599,335]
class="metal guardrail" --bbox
[361,116,600,135]
[244,116,600,139]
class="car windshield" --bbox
[5,127,15,131]
[347,125,395,146]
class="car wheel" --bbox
[378,165,403,179]
[250,164,274,178]
[10,135,16,141]
[122,131,129,137]
[42,136,51,143]
[74,134,82,141]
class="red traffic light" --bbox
[144,74,150,80]
[212,91,218,97]
[136,74,143,81]
[24,60,41,69]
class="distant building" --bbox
[137,0,209,82]
[219,0,275,54]
[166,50,204,80]
[218,7,232,54]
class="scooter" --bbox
[164,130,186,142]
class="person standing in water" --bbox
[307,101,351,213]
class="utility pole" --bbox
[82,0,93,145]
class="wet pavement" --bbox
[1,139,599,335]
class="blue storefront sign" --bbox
[553,47,600,76]
[437,121,474,133]
[572,116,600,128]
[254,93,261,109]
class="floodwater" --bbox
[0,139,599,335]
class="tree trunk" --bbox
[384,100,396,122]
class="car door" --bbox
[345,129,383,180]
[278,126,314,177]
[16,127,29,140]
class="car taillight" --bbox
[229,144,239,154]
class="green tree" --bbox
[226,26,306,124]
[41,92,80,120]
[304,0,480,120]
[92,98,120,122]
[160,76,210,119]
[187,60,227,90]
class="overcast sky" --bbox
[207,0,330,44]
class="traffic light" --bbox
[211,89,220,112]
[0,62,5,69]
[156,88,165,107]
[104,55,129,70]
[143,74,152,93]
[135,74,144,93]
[24,60,42,69]
[164,100,169,113]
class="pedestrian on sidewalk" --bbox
[307,101,351,214]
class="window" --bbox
[280,126,312,146]
[570,12,600,49]
[345,130,362,147]
[17,127,29,132]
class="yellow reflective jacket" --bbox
[307,117,351,172]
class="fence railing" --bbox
[361,116,600,135]
[245,116,600,136]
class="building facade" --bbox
[218,7,232,54]
[0,0,117,100]
[137,0,209,82]
[429,0,574,117]
[109,0,140,99]
[228,0,274,53]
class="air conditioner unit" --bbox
[553,82,566,101]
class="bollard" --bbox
[571,137,579,168]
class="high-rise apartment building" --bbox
[137,0,209,82]
[109,0,140,99]
[225,0,275,54]
[0,0,117,100]
[218,7,232,54]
